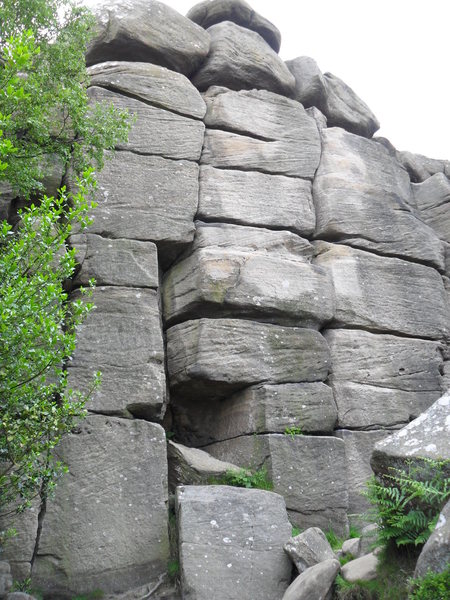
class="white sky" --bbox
[87,0,450,160]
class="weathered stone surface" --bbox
[67,287,165,419]
[284,528,335,574]
[371,393,450,476]
[201,88,320,178]
[326,329,444,428]
[415,499,450,577]
[286,56,328,111]
[71,234,158,288]
[412,173,450,243]
[342,537,361,557]
[314,242,449,340]
[163,224,334,327]
[313,128,444,269]
[85,0,210,75]
[206,435,349,535]
[187,0,281,52]
[197,165,315,236]
[0,501,38,581]
[0,562,12,598]
[322,73,380,138]
[397,150,450,183]
[192,22,295,95]
[88,87,204,160]
[33,416,169,597]
[341,553,378,582]
[335,430,390,519]
[176,485,292,600]
[88,61,206,119]
[167,441,241,491]
[172,382,337,447]
[167,318,330,400]
[85,151,198,261]
[282,559,340,600]
[306,106,327,130]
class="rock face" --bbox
[411,173,450,243]
[415,499,450,577]
[176,485,292,600]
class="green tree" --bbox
[0,0,129,518]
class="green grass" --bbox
[326,528,345,551]
[284,425,303,438]
[168,559,180,581]
[291,526,301,537]
[209,466,273,491]
[408,565,450,599]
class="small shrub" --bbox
[284,425,303,439]
[210,466,273,491]
[408,565,450,600]
[291,525,301,537]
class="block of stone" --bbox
[415,499,450,577]
[67,287,165,420]
[71,234,159,289]
[341,553,378,582]
[286,56,328,111]
[335,430,391,519]
[322,73,380,138]
[0,562,12,597]
[206,434,349,536]
[87,87,204,161]
[33,416,169,597]
[167,318,330,400]
[192,22,295,96]
[85,0,210,75]
[284,527,335,574]
[162,226,335,328]
[397,150,450,183]
[371,392,450,477]
[167,441,241,491]
[197,165,315,236]
[412,173,450,243]
[342,537,361,557]
[176,485,292,600]
[87,62,206,119]
[282,559,340,600]
[187,0,281,52]
[85,151,198,262]
[0,500,38,581]
[314,242,449,340]
[306,106,327,130]
[171,382,337,446]
[313,128,444,269]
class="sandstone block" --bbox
[33,416,169,597]
[313,128,444,269]
[85,0,210,75]
[412,173,450,243]
[167,318,330,400]
[282,559,340,600]
[415,499,450,577]
[341,553,378,582]
[286,56,328,111]
[176,485,292,600]
[284,527,336,574]
[314,242,449,340]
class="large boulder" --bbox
[314,242,449,340]
[187,0,281,52]
[411,173,450,243]
[282,559,340,600]
[284,527,336,574]
[167,318,330,401]
[341,553,378,582]
[313,128,444,269]
[415,499,450,577]
[192,22,295,95]
[176,485,292,600]
[396,150,450,183]
[85,0,210,74]
[286,56,328,112]
[32,416,169,597]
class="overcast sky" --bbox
[87,0,450,160]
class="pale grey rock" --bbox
[85,0,210,75]
[187,0,281,52]
[371,392,450,476]
[201,88,320,178]
[176,485,292,600]
[162,224,335,327]
[171,382,337,446]
[323,73,380,138]
[88,62,206,119]
[167,441,241,490]
[314,242,449,340]
[85,151,198,263]
[341,553,378,582]
[67,287,165,420]
[313,128,444,269]
[282,559,340,600]
[335,430,390,519]
[88,87,205,160]
[0,500,39,581]
[167,318,331,401]
[397,150,450,183]
[284,527,335,573]
[443,361,450,392]
[342,537,361,557]
[306,106,328,130]
[33,416,169,597]
[6,594,38,600]
[206,434,349,536]
[415,499,450,577]
[192,22,295,95]
[197,165,316,236]
[326,329,444,429]
[411,173,450,243]
[71,234,159,289]
[286,56,328,111]
[0,562,12,598]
